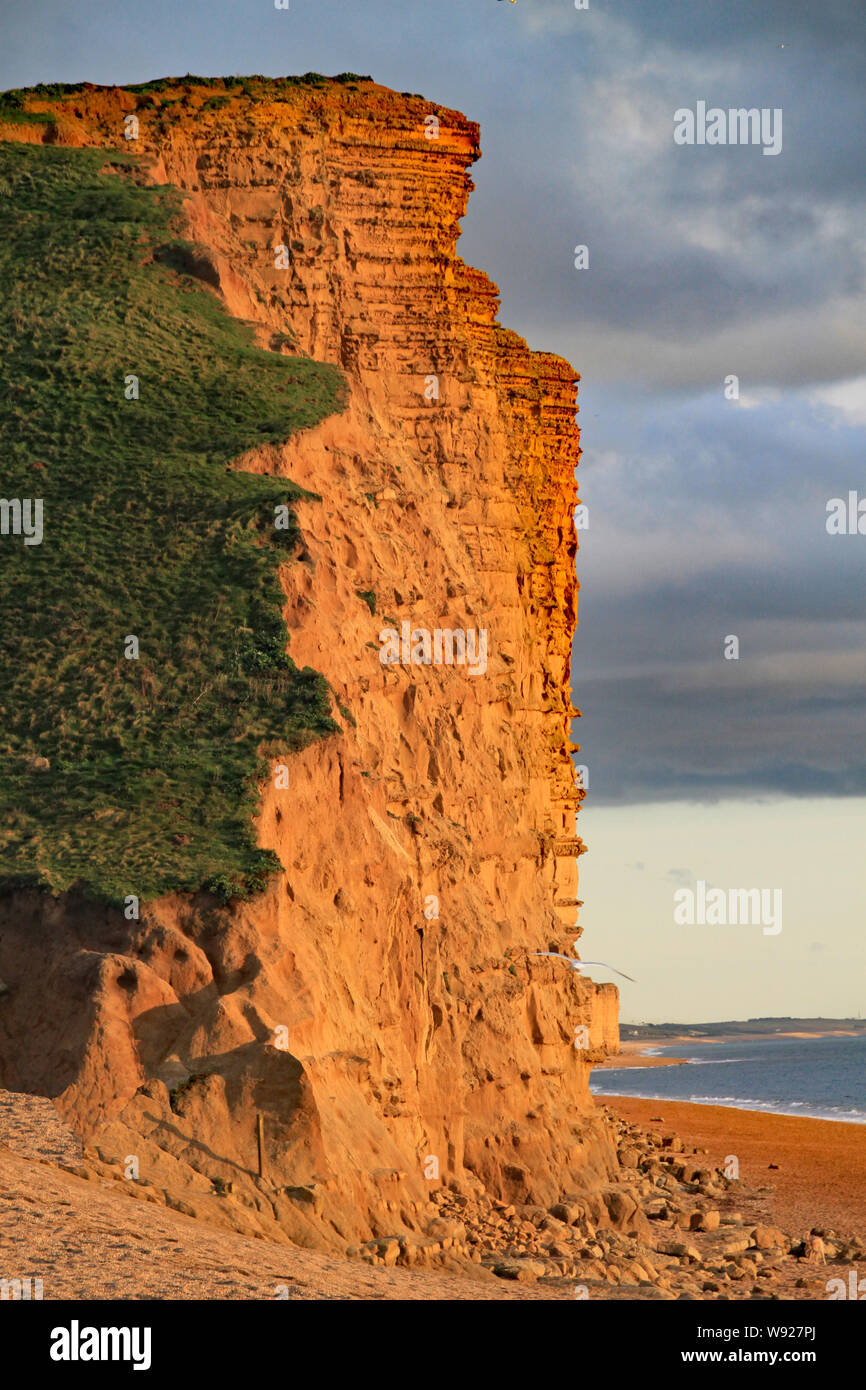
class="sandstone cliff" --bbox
[0,77,619,1255]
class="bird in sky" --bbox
[531,943,635,982]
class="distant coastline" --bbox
[598,1026,866,1069]
[620,1017,866,1044]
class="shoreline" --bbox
[597,1094,866,1239]
[592,1086,866,1127]
[596,1030,866,1075]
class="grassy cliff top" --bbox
[0,141,345,904]
[0,74,376,110]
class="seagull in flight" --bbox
[531,942,635,982]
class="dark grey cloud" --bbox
[573,378,866,803]
[607,0,866,66]
[575,673,866,804]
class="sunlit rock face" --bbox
[0,79,618,1247]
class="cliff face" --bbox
[0,79,619,1250]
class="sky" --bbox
[2,0,863,1020]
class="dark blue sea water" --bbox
[591,1034,866,1124]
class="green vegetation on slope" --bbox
[0,142,345,904]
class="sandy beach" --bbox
[598,1094,866,1241]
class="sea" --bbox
[590,1034,866,1124]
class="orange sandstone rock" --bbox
[0,77,617,1248]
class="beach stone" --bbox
[539,1213,569,1233]
[546,1241,571,1259]
[425,1217,466,1245]
[671,1208,692,1229]
[690,1209,721,1233]
[577,1194,606,1226]
[691,1168,713,1185]
[371,1238,400,1267]
[549,1202,582,1225]
[751,1224,786,1250]
[492,1258,546,1282]
[603,1189,639,1230]
[658,1239,701,1262]
[720,1236,751,1256]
